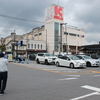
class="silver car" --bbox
[76,55,100,67]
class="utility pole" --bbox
[13,30,16,58]
[60,23,63,54]
[46,30,47,52]
[60,23,68,54]
[65,23,68,54]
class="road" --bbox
[1,60,100,100]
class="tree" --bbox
[0,45,6,52]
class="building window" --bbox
[78,34,84,37]
[34,44,36,49]
[28,44,30,48]
[69,33,76,36]
[34,34,38,36]
[38,44,39,49]
[54,22,59,52]
[80,35,84,37]
[39,33,42,35]
[41,45,42,49]
[31,44,33,48]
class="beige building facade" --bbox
[37,4,85,54]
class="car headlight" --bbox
[75,61,80,65]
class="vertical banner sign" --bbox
[45,5,64,21]
[54,6,63,20]
[45,6,52,21]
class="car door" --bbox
[57,56,65,66]
[38,54,44,61]
[59,56,69,66]
[63,56,71,67]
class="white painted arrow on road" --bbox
[70,85,100,100]
[81,85,100,92]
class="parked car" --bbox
[29,54,37,60]
[35,53,57,65]
[87,54,100,59]
[76,55,100,67]
[54,54,63,58]
[55,55,86,68]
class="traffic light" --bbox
[18,41,23,46]
[20,41,23,46]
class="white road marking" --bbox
[81,85,100,92]
[67,71,78,73]
[70,85,100,100]
[70,92,100,100]
[43,69,80,70]
[59,78,78,81]
[93,75,100,77]
[63,75,80,77]
[63,71,67,72]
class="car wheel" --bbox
[56,62,60,67]
[36,59,40,64]
[70,63,74,68]
[45,60,49,65]
[87,62,91,67]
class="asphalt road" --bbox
[1,60,100,100]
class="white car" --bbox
[35,53,57,65]
[76,55,100,67]
[55,55,86,68]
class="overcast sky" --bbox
[0,0,100,45]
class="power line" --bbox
[0,14,44,24]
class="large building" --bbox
[32,4,85,54]
[0,4,85,57]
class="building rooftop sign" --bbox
[45,5,64,21]
[54,5,63,20]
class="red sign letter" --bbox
[54,6,63,20]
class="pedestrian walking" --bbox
[0,52,8,95]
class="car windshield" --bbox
[83,55,92,59]
[45,54,54,56]
[69,55,80,60]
